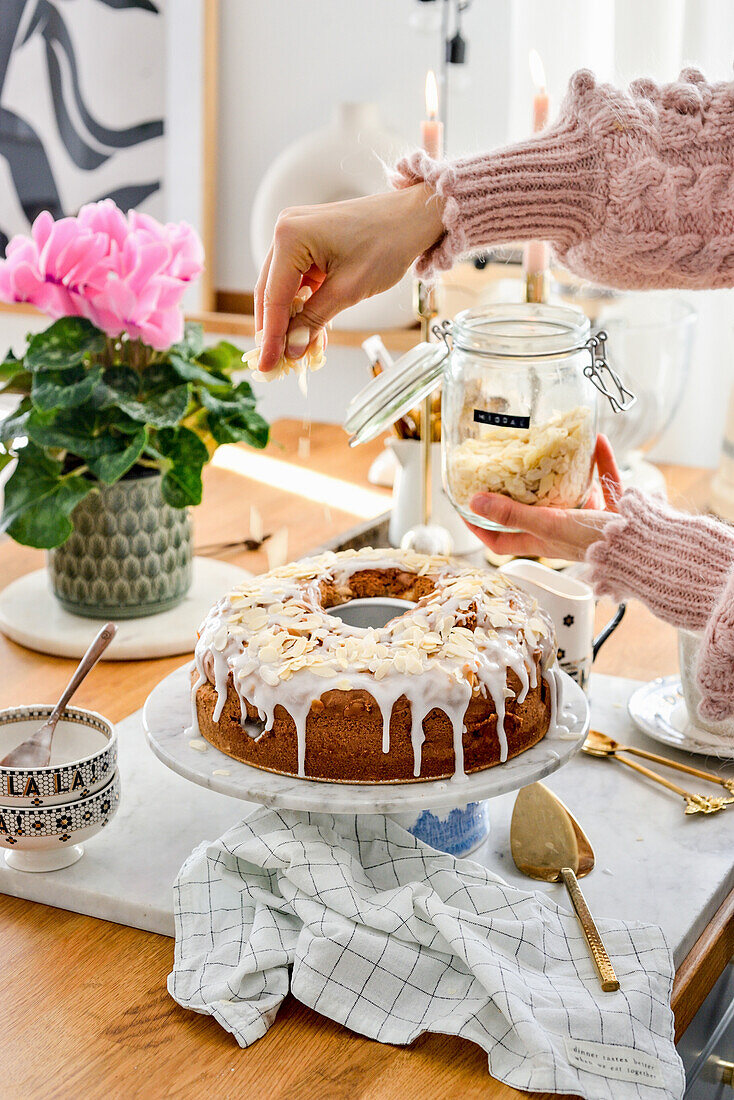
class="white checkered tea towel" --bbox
[169,809,684,1099]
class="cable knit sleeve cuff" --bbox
[696,565,734,722]
[389,71,610,279]
[585,490,734,631]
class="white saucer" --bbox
[0,558,250,661]
[143,663,589,814]
[628,675,734,761]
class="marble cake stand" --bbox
[143,663,589,854]
[0,558,250,661]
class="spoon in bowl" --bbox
[510,782,620,992]
[1,622,117,768]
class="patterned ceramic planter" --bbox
[48,470,192,619]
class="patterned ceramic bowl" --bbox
[0,705,116,807]
[0,769,120,872]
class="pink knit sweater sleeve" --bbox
[586,490,734,722]
[391,68,734,290]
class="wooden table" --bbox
[2,423,732,1099]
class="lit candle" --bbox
[529,48,549,132]
[420,70,444,158]
[525,49,549,302]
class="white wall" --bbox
[215,0,516,430]
[215,0,513,294]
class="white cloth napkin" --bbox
[169,809,684,1100]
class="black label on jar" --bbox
[473,409,530,429]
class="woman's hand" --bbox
[466,435,623,561]
[253,184,445,373]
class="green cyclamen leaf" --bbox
[0,398,33,445]
[169,353,228,389]
[200,376,267,450]
[161,464,203,508]
[0,351,21,381]
[99,365,140,399]
[0,443,93,548]
[0,352,31,397]
[117,384,191,428]
[207,407,270,450]
[154,426,209,507]
[25,318,105,372]
[31,366,104,411]
[199,380,255,416]
[0,449,13,474]
[98,362,190,427]
[0,369,32,396]
[155,425,210,466]
[198,340,247,376]
[171,322,205,360]
[86,427,148,484]
[26,407,121,458]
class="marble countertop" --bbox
[0,673,731,968]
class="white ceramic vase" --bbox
[250,103,413,330]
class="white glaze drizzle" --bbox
[185,669,206,738]
[192,547,557,780]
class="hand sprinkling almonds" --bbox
[242,286,327,384]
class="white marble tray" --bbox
[0,558,250,660]
[0,674,732,967]
[143,663,589,814]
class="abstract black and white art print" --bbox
[0,0,165,255]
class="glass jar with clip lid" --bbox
[345,303,636,533]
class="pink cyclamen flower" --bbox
[128,210,204,282]
[0,211,107,318]
[86,233,188,349]
[0,202,204,351]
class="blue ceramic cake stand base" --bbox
[390,803,491,858]
[144,664,589,858]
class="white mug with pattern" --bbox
[499,560,625,693]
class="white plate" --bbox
[628,676,734,761]
[143,663,589,814]
[0,558,250,660]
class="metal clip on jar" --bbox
[345,304,635,534]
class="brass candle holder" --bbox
[397,279,453,556]
[414,278,439,526]
[525,268,550,305]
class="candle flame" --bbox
[425,69,439,119]
[528,48,546,90]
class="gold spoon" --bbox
[582,738,734,815]
[586,729,734,795]
[510,782,619,993]
[0,622,117,768]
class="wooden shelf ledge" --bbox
[0,299,421,353]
